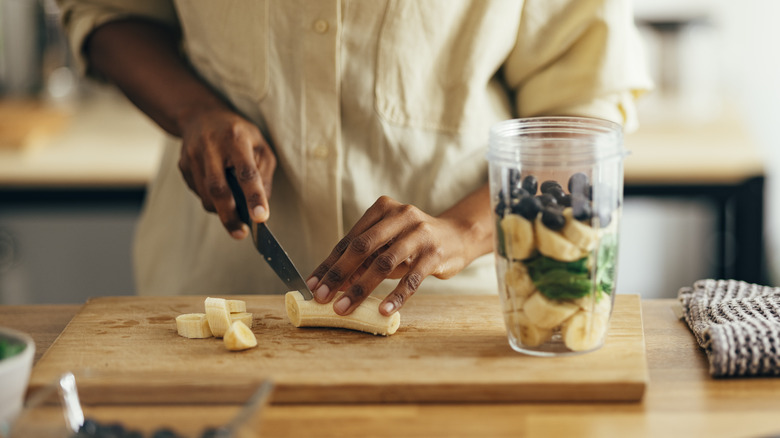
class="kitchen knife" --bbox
[226,169,314,300]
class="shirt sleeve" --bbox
[503,0,653,132]
[56,0,179,77]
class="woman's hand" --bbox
[177,106,277,239]
[307,184,494,316]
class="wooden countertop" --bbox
[2,299,779,438]
[0,91,764,190]
[0,89,165,188]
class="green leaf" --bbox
[532,269,593,300]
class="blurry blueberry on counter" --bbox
[522,175,538,195]
[540,180,563,194]
[541,207,566,231]
[510,186,529,200]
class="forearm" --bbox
[437,182,494,266]
[85,18,231,137]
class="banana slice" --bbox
[522,292,580,329]
[500,214,535,260]
[205,297,232,338]
[561,208,599,252]
[223,321,258,351]
[285,290,401,336]
[226,299,247,313]
[506,309,553,347]
[505,261,536,309]
[561,308,609,352]
[175,313,213,339]
[230,312,254,328]
[534,217,586,262]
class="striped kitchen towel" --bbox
[678,279,780,377]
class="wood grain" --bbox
[28,295,648,404]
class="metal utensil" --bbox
[226,169,314,300]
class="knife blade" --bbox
[226,169,314,300]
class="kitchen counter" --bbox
[2,299,779,438]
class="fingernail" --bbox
[231,228,246,240]
[252,205,266,220]
[381,301,395,314]
[314,284,330,301]
[306,276,319,291]
[334,296,351,314]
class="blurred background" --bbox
[0,0,777,304]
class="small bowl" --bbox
[0,327,35,428]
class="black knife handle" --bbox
[226,169,252,227]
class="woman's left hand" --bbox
[306,184,493,316]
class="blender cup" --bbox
[486,117,625,356]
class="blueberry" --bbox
[152,428,180,438]
[516,196,541,220]
[537,193,557,207]
[548,187,567,205]
[540,180,563,194]
[508,168,522,190]
[80,419,99,435]
[541,207,566,231]
[560,193,572,208]
[521,175,538,195]
[568,172,589,194]
[571,194,592,221]
[509,186,529,200]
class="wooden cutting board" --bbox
[29,294,648,404]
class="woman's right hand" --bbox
[177,106,277,239]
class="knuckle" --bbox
[311,265,329,281]
[206,179,230,199]
[374,196,394,210]
[390,291,408,307]
[324,266,345,285]
[374,253,397,275]
[236,165,259,182]
[350,234,373,255]
[404,272,423,292]
[334,236,352,255]
[348,284,367,299]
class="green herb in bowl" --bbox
[0,338,25,360]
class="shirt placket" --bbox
[302,0,343,247]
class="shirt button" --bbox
[312,145,329,159]
[313,19,329,34]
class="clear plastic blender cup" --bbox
[486,117,625,356]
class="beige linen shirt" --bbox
[58,0,652,296]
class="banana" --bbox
[223,321,258,351]
[561,308,609,352]
[534,216,586,262]
[205,297,232,338]
[230,312,254,328]
[505,261,536,309]
[500,214,535,260]
[226,299,247,313]
[285,290,401,336]
[522,292,580,329]
[506,309,553,347]
[175,313,213,338]
[561,208,599,251]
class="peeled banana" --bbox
[175,313,213,339]
[561,307,610,352]
[522,292,580,329]
[223,321,258,351]
[561,208,599,252]
[205,297,232,338]
[226,299,247,313]
[505,261,536,309]
[230,312,254,328]
[285,290,401,336]
[501,214,535,260]
[507,309,553,347]
[534,217,586,262]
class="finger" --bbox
[201,146,246,238]
[313,218,408,304]
[379,253,436,316]
[333,238,418,316]
[231,139,270,223]
[308,197,397,301]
